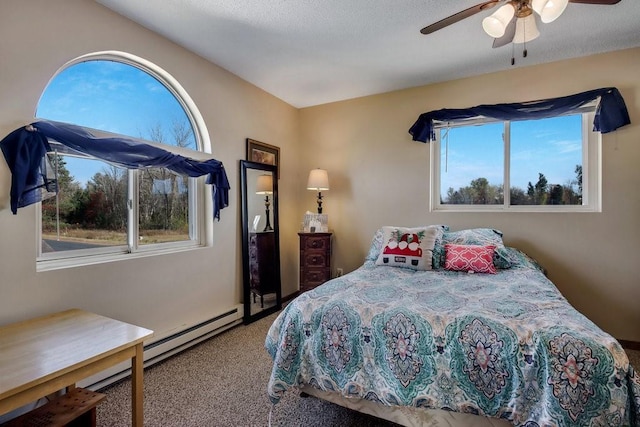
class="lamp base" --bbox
[263,196,273,231]
[316,191,323,214]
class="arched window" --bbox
[36,52,211,267]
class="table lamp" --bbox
[256,174,273,231]
[307,169,329,214]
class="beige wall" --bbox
[299,48,640,342]
[1,1,638,345]
[0,0,300,337]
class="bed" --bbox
[266,226,640,426]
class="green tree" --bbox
[526,173,548,205]
[137,122,189,233]
[574,165,583,204]
[446,187,464,204]
[527,182,535,203]
[470,177,490,204]
[45,120,193,237]
[41,154,81,232]
[509,187,528,205]
[443,178,502,205]
[534,173,548,204]
[87,166,127,230]
[548,184,563,205]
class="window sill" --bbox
[37,242,205,272]
[431,205,601,213]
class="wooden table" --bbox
[0,309,153,426]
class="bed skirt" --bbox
[299,385,512,427]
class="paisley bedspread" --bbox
[266,249,640,426]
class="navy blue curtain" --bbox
[408,87,631,143]
[0,120,229,219]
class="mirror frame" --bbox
[240,160,282,324]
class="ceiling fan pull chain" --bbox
[511,42,515,66]
[522,16,528,58]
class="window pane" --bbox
[41,155,127,254]
[510,115,583,205]
[138,168,190,245]
[36,61,196,149]
[440,123,504,205]
[36,57,200,260]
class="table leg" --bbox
[132,343,144,426]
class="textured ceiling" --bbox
[96,0,640,108]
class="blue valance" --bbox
[408,87,631,143]
[0,120,229,220]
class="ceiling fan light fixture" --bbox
[482,3,515,38]
[513,14,540,43]
[532,0,569,23]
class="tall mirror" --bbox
[240,160,281,324]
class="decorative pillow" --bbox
[444,244,497,274]
[375,226,440,270]
[436,228,514,269]
[431,226,448,269]
[366,225,447,264]
[365,227,385,262]
[501,246,546,273]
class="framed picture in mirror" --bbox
[246,138,280,178]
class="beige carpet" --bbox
[96,311,395,426]
[96,311,640,426]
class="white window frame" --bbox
[430,111,601,213]
[36,51,214,271]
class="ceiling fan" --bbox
[421,0,621,61]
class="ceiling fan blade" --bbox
[420,0,502,35]
[568,0,620,4]
[492,16,516,48]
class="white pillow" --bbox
[375,226,439,271]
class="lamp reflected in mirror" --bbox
[256,174,273,231]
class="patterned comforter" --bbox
[266,249,640,426]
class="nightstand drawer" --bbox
[303,268,330,284]
[303,252,328,267]
[304,237,328,251]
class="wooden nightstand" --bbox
[298,232,332,292]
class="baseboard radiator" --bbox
[79,304,244,390]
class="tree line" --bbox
[443,165,582,205]
[42,122,193,235]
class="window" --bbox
[431,111,600,212]
[36,52,211,268]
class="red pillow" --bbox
[444,244,497,274]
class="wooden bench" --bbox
[2,388,105,427]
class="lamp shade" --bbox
[512,14,540,44]
[255,174,273,194]
[482,3,515,38]
[532,0,569,23]
[307,169,329,191]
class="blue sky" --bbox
[36,60,195,186]
[37,59,582,194]
[440,114,582,193]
